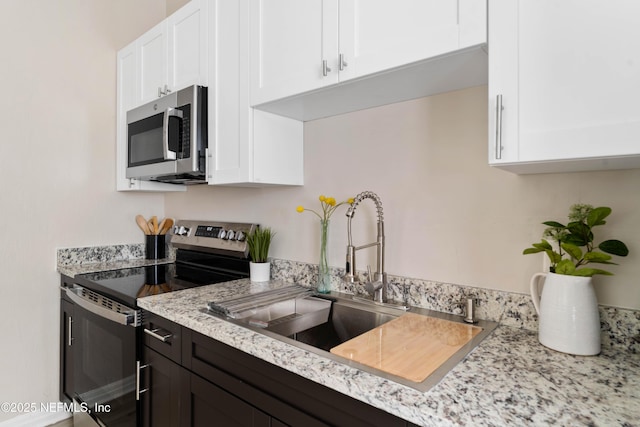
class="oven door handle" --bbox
[162,107,183,161]
[63,285,137,326]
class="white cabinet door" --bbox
[137,0,207,105]
[489,0,640,173]
[138,22,168,104]
[210,0,303,186]
[168,0,208,91]
[338,0,461,81]
[250,0,338,106]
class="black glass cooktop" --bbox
[75,255,249,307]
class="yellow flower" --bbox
[297,194,354,222]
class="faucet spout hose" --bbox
[346,190,384,247]
[345,191,384,222]
[343,191,386,293]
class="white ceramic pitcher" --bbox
[530,272,601,356]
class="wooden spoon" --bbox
[160,218,174,235]
[151,216,158,235]
[135,215,151,235]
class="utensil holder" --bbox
[146,234,166,260]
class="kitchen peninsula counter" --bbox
[137,279,640,427]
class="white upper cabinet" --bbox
[168,2,208,91]
[338,0,466,82]
[209,0,303,186]
[489,0,640,173]
[250,0,336,106]
[250,0,487,120]
[138,0,208,105]
[138,22,168,104]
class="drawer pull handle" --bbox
[144,328,172,343]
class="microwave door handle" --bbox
[162,108,183,160]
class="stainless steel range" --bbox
[60,220,258,427]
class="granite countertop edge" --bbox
[57,258,174,277]
[136,280,640,427]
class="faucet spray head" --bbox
[343,245,357,284]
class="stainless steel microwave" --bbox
[126,85,207,184]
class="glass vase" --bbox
[317,219,331,293]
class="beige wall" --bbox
[167,0,190,16]
[166,85,640,310]
[0,1,166,422]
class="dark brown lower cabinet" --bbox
[141,348,182,427]
[141,312,414,427]
[183,371,271,427]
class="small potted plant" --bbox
[246,226,275,282]
[523,204,629,355]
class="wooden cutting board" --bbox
[330,313,482,383]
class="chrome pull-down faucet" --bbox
[343,191,388,303]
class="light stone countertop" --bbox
[137,279,640,427]
[57,258,174,277]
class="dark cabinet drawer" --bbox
[142,312,182,363]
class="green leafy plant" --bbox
[523,204,629,277]
[246,226,274,263]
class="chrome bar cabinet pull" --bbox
[339,53,348,71]
[136,360,149,400]
[322,59,332,77]
[67,316,73,347]
[144,328,172,343]
[495,94,504,160]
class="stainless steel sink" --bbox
[289,297,399,351]
[206,291,498,392]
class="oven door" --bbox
[65,285,139,427]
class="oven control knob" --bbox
[176,226,189,236]
[226,230,235,240]
[235,231,245,242]
[218,229,226,239]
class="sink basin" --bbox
[207,291,498,392]
[289,298,398,351]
